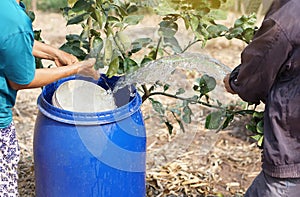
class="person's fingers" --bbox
[77,58,99,80]
[223,74,230,85]
[223,74,236,94]
[55,51,79,66]
[73,58,95,67]
[81,58,96,66]
[78,68,100,80]
[54,59,63,67]
[70,54,78,63]
[66,53,78,65]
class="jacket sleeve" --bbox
[229,18,293,104]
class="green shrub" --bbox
[37,0,67,12]
[21,0,31,9]
[21,0,67,12]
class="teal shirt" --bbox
[0,0,35,128]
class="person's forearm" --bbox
[33,40,78,67]
[32,40,58,60]
[8,58,97,90]
[8,65,80,90]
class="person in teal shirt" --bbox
[0,0,36,129]
[0,0,99,195]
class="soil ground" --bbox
[14,11,262,196]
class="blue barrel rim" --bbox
[37,75,142,125]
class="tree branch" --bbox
[147,91,257,115]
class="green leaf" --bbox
[163,37,182,53]
[234,18,244,27]
[182,106,192,124]
[136,37,152,45]
[256,120,264,134]
[247,14,257,26]
[207,24,228,38]
[165,121,174,135]
[171,110,185,132]
[131,38,152,53]
[175,88,185,95]
[205,111,224,130]
[94,57,104,70]
[215,193,224,197]
[227,14,257,42]
[229,27,244,37]
[164,84,170,92]
[182,15,190,29]
[141,57,153,66]
[65,34,81,41]
[149,98,165,115]
[107,16,121,23]
[243,28,255,43]
[123,58,139,73]
[170,108,181,116]
[35,58,44,69]
[115,32,131,52]
[68,0,77,7]
[158,20,178,38]
[90,29,101,37]
[92,9,106,29]
[67,13,90,25]
[33,30,42,41]
[92,37,103,52]
[105,26,114,37]
[199,74,217,94]
[253,111,264,119]
[190,15,199,31]
[217,24,229,32]
[222,114,234,129]
[88,36,103,66]
[104,38,113,66]
[131,43,142,53]
[177,118,185,132]
[251,134,261,141]
[257,135,264,147]
[246,123,256,133]
[71,0,92,12]
[111,3,127,17]
[26,11,35,22]
[190,95,199,102]
[60,41,86,59]
[106,57,120,77]
[123,15,144,25]
[127,4,138,13]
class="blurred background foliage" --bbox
[22,0,67,12]
[22,0,272,14]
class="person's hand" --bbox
[32,40,78,66]
[75,58,100,80]
[223,73,236,94]
[54,50,78,67]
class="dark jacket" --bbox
[229,0,300,178]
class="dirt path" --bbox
[14,11,262,196]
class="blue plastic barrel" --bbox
[34,75,146,197]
